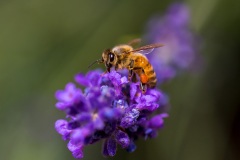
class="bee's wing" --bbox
[128,43,164,54]
[127,38,142,46]
[137,48,155,54]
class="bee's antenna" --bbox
[88,59,103,68]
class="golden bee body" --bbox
[111,45,157,88]
[89,40,164,93]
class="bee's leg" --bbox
[107,67,111,73]
[101,70,108,76]
[131,72,137,82]
[129,59,134,70]
[128,69,133,80]
[115,64,119,71]
[132,67,149,93]
[139,71,148,93]
[140,82,147,93]
[128,69,138,82]
[101,67,111,76]
[128,60,135,80]
[104,62,112,73]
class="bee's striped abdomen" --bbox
[132,54,157,89]
[144,62,157,88]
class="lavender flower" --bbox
[145,3,198,83]
[55,70,168,159]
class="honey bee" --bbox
[89,39,164,93]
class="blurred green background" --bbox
[0,0,240,160]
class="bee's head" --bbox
[102,49,117,69]
[88,49,117,70]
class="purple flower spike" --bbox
[55,69,169,159]
[53,4,199,155]
[145,2,199,83]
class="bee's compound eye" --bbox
[109,53,115,62]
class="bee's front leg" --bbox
[128,60,134,80]
[101,63,111,76]
[128,69,137,82]
[107,67,111,73]
[128,69,133,80]
[115,64,119,71]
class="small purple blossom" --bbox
[55,70,168,159]
[67,141,84,159]
[145,3,198,83]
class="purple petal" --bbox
[115,130,130,148]
[104,137,117,156]
[130,83,137,100]
[55,119,71,140]
[76,112,92,124]
[144,128,158,139]
[149,113,169,129]
[107,71,122,87]
[135,94,159,111]
[126,141,136,153]
[55,83,82,104]
[147,89,161,100]
[99,108,123,121]
[71,128,91,144]
[75,73,89,87]
[67,120,80,130]
[113,99,128,110]
[100,85,115,101]
[86,70,102,86]
[102,137,117,157]
[75,70,102,87]
[120,76,128,85]
[145,95,157,104]
[120,108,139,128]
[102,138,109,156]
[93,115,104,130]
[55,102,70,110]
[67,140,84,159]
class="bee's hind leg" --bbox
[135,68,148,93]
[140,82,147,93]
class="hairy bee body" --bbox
[93,40,164,93]
[110,45,157,89]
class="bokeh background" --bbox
[1,0,240,160]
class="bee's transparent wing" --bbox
[128,43,164,54]
[127,38,142,46]
[137,48,155,54]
